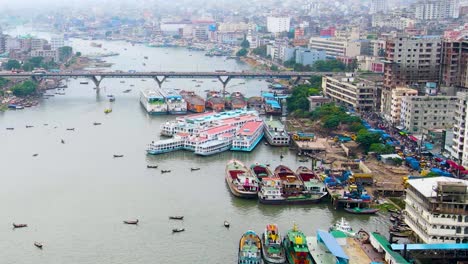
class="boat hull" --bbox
[231,132,264,152]
[168,110,187,115]
[344,208,379,214]
[147,147,183,155]
[195,144,231,156]
[226,179,259,199]
[258,197,287,205]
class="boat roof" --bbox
[265,119,286,130]
[265,100,281,109]
[161,88,182,99]
[330,230,347,238]
[237,120,263,136]
[202,124,236,135]
[286,230,308,252]
[141,89,164,98]
[304,181,323,187]
[317,230,349,260]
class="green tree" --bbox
[270,65,278,71]
[22,62,34,72]
[287,84,321,112]
[323,115,341,129]
[0,77,9,88]
[312,59,346,72]
[252,45,267,57]
[356,129,382,151]
[10,80,37,96]
[4,60,21,70]
[369,143,394,154]
[29,56,44,67]
[76,51,82,57]
[58,46,73,62]
[236,48,248,57]
[240,38,250,49]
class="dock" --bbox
[342,238,382,263]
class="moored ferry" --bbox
[264,117,290,146]
[194,134,233,156]
[238,230,262,264]
[225,159,260,198]
[258,178,285,205]
[146,135,186,155]
[231,120,264,152]
[262,224,286,264]
[161,88,187,114]
[282,224,313,264]
[264,99,282,116]
[180,90,205,113]
[275,165,323,204]
[296,166,327,200]
[206,91,225,112]
[140,89,167,115]
[226,91,247,109]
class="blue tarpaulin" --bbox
[317,230,349,263]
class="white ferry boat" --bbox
[231,120,264,152]
[264,117,290,146]
[146,135,186,155]
[194,135,233,156]
[161,88,187,115]
[258,178,286,204]
[140,89,167,115]
[160,109,258,137]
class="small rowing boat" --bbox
[224,221,230,228]
[32,154,38,157]
[66,128,75,131]
[13,223,27,228]
[161,170,171,173]
[93,122,102,126]
[113,155,124,158]
[191,168,200,171]
[123,219,139,225]
[169,216,184,220]
[34,242,43,249]
[147,165,158,169]
[172,228,185,233]
[344,207,379,214]
[6,128,14,130]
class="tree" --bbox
[10,80,37,96]
[4,60,21,70]
[236,48,248,57]
[59,46,73,62]
[323,115,341,129]
[0,77,9,88]
[356,129,382,151]
[369,143,394,154]
[240,38,250,49]
[287,84,321,112]
[76,52,82,57]
[312,59,346,72]
[252,45,267,57]
[270,65,278,71]
[29,56,44,67]
[22,62,34,72]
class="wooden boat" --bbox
[296,166,317,182]
[282,224,312,264]
[147,165,158,169]
[123,219,139,225]
[32,154,38,157]
[191,168,200,171]
[180,90,205,113]
[66,128,75,131]
[123,89,132,93]
[113,155,124,158]
[61,139,65,144]
[34,242,43,249]
[206,91,225,112]
[169,216,184,220]
[6,128,14,130]
[344,207,379,214]
[26,125,34,128]
[93,122,102,126]
[172,228,185,233]
[161,170,171,173]
[226,91,247,109]
[262,224,286,264]
[104,108,112,114]
[13,223,27,228]
[238,230,262,264]
[275,165,324,204]
[250,163,273,182]
[224,221,230,228]
[225,159,260,199]
[298,159,309,162]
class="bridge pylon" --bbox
[217,76,232,100]
[90,76,105,92]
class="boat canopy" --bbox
[317,230,349,263]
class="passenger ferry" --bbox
[146,135,186,155]
[160,109,258,137]
[264,117,290,146]
[180,90,205,113]
[231,120,264,152]
[258,178,286,205]
[161,88,187,114]
[139,89,167,115]
[194,134,233,156]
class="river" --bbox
[0,29,390,264]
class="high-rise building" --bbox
[383,34,442,92]
[415,0,460,20]
[370,0,388,14]
[50,36,64,50]
[441,39,468,88]
[453,92,468,165]
[308,37,362,58]
[404,177,468,244]
[266,17,290,33]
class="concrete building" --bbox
[217,22,252,32]
[370,0,388,14]
[193,26,208,41]
[452,92,468,166]
[383,34,442,93]
[50,36,64,50]
[372,14,415,30]
[322,73,381,112]
[400,95,458,132]
[308,37,362,58]
[415,0,460,20]
[308,96,331,112]
[31,39,47,51]
[30,49,59,62]
[295,48,326,66]
[404,177,468,244]
[384,87,418,124]
[266,17,290,34]
[441,39,468,89]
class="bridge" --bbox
[0,71,328,93]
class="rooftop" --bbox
[407,177,468,198]
[237,120,264,136]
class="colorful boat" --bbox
[282,224,313,264]
[344,207,379,214]
[296,166,327,200]
[206,91,225,112]
[264,117,290,146]
[180,90,205,113]
[238,230,262,264]
[161,88,187,114]
[139,89,167,115]
[227,91,247,109]
[258,178,286,205]
[225,159,260,198]
[250,163,274,182]
[264,100,282,116]
[275,165,324,204]
[231,120,264,152]
[329,217,356,237]
[262,224,286,264]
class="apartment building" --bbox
[383,34,442,92]
[295,48,326,66]
[309,37,362,58]
[30,49,59,62]
[404,177,468,244]
[266,17,290,33]
[452,92,468,166]
[322,73,381,112]
[400,95,458,132]
[441,39,468,88]
[414,0,460,20]
[384,87,418,124]
[370,0,388,14]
